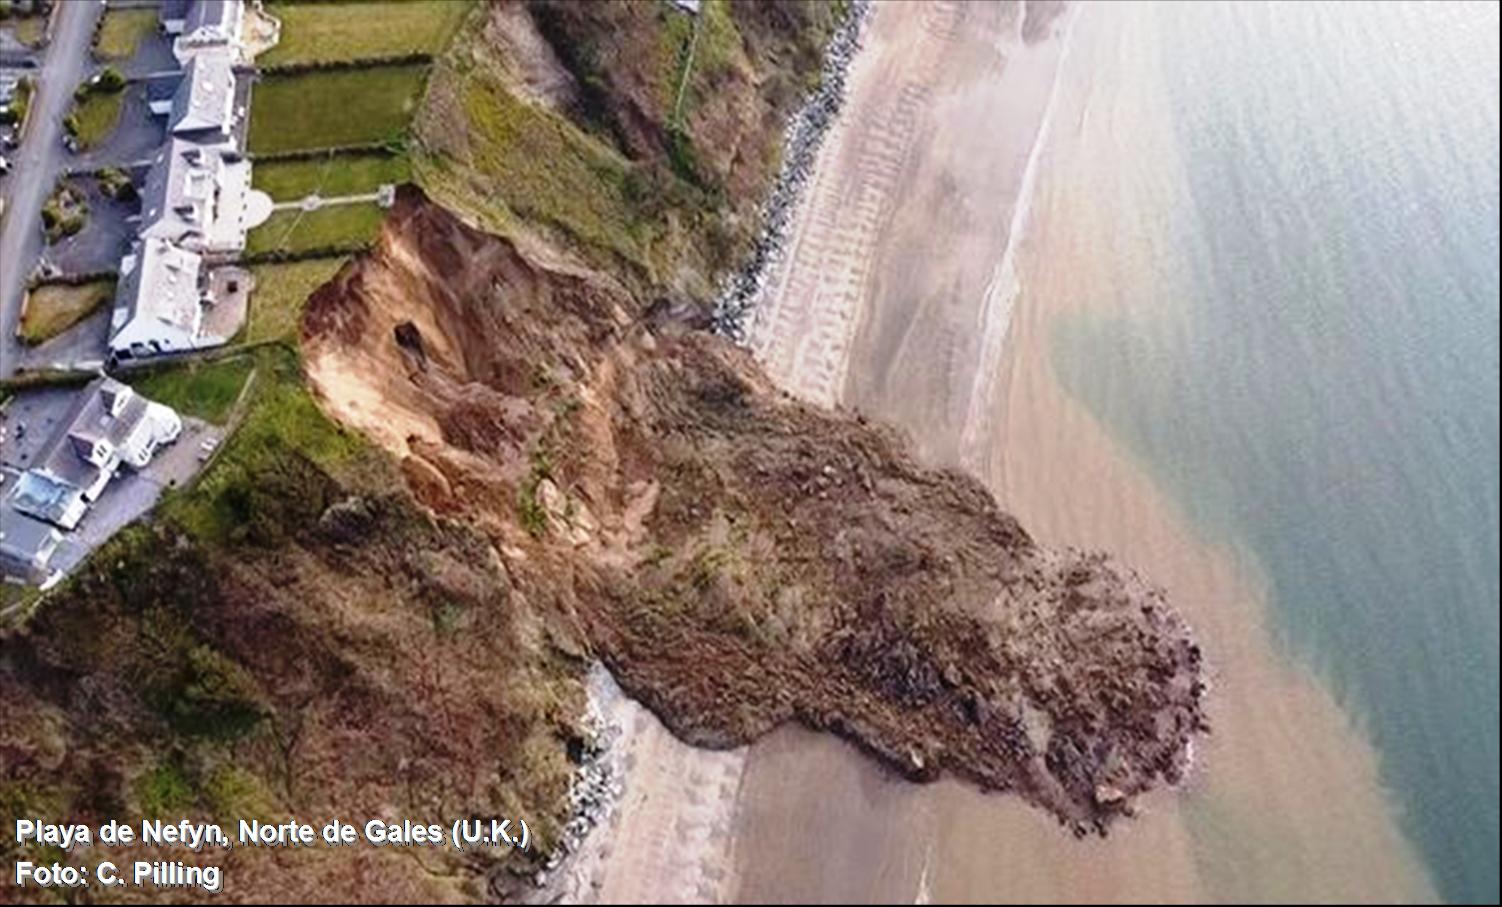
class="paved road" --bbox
[0,0,104,379]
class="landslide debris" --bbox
[303,191,1209,835]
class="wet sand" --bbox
[735,0,1437,902]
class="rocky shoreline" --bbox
[520,668,625,892]
[711,0,872,339]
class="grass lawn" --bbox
[19,279,116,346]
[244,257,347,345]
[7,13,47,48]
[131,356,255,426]
[94,7,158,60]
[71,88,125,150]
[247,64,429,155]
[246,203,385,257]
[159,348,367,543]
[252,152,410,202]
[260,0,472,67]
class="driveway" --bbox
[116,25,177,82]
[49,416,223,575]
[69,80,166,173]
[43,174,134,275]
[16,300,110,374]
[0,0,105,379]
[0,383,80,471]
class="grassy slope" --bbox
[416,64,651,274]
[130,356,255,425]
[243,257,349,345]
[415,0,842,296]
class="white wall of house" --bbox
[120,404,183,468]
[108,313,201,358]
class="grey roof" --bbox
[161,0,191,23]
[29,377,149,490]
[184,0,241,37]
[139,139,224,246]
[169,53,234,136]
[0,503,61,572]
[146,75,180,107]
[111,238,204,342]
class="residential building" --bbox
[5,378,181,531]
[150,52,238,142]
[0,505,62,583]
[138,138,254,254]
[173,0,246,64]
[108,237,208,359]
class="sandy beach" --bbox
[554,1,1438,902]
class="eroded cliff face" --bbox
[302,191,1208,834]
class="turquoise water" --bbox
[1046,2,1499,901]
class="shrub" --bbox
[96,166,137,201]
[94,66,126,93]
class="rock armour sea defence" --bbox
[302,191,1209,835]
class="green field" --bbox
[70,87,125,150]
[246,203,386,257]
[247,64,429,155]
[260,0,471,67]
[132,357,255,426]
[94,7,157,60]
[159,348,366,544]
[19,279,115,345]
[252,152,410,202]
[244,257,348,345]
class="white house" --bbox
[6,378,181,531]
[108,238,208,360]
[138,138,256,254]
[173,0,246,64]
